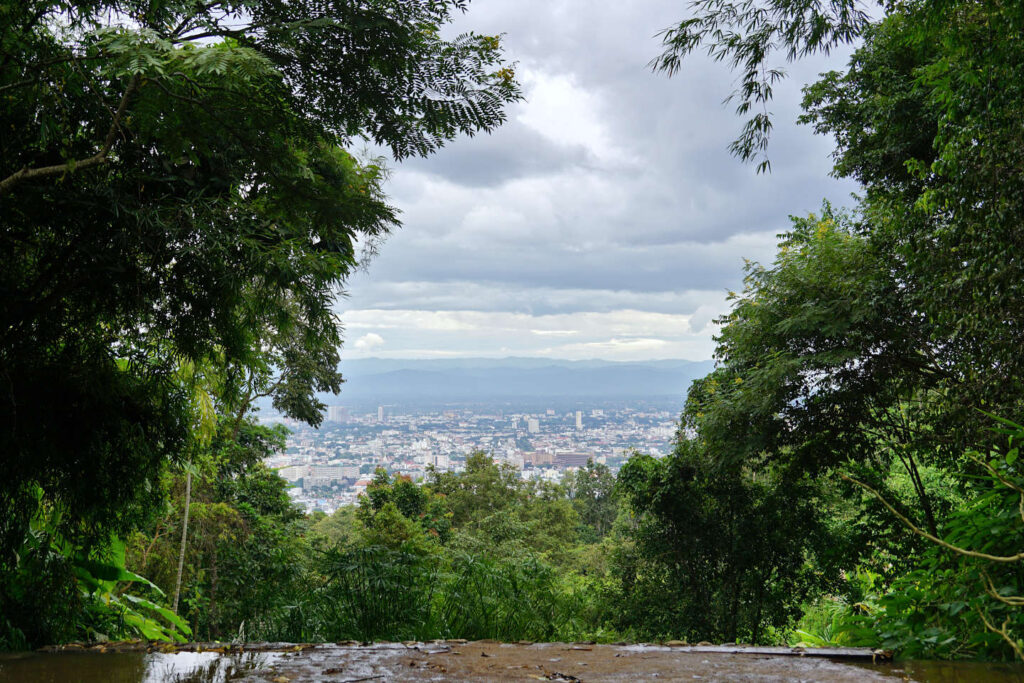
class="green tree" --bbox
[428,452,525,528]
[564,460,619,542]
[616,444,829,644]
[0,0,519,638]
[799,2,1024,443]
[842,417,1024,660]
[686,206,954,536]
[429,453,578,565]
[127,416,309,641]
[358,470,452,549]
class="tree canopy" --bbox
[1,0,519,568]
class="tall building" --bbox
[527,418,540,434]
[575,410,583,430]
[377,405,385,423]
[327,405,348,423]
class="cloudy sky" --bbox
[339,0,859,362]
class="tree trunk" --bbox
[906,451,939,537]
[209,550,219,640]
[172,469,192,614]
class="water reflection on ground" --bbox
[860,658,1024,682]
[0,649,280,683]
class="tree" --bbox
[126,415,309,641]
[359,470,452,548]
[564,460,618,541]
[843,417,1024,660]
[616,443,829,643]
[800,2,1024,440]
[685,206,957,533]
[427,453,579,565]
[428,452,524,528]
[1,0,519,575]
[658,1,1024,393]
[648,0,1024,655]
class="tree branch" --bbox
[840,472,1024,563]
[0,73,140,195]
[982,570,1024,607]
[976,606,1024,660]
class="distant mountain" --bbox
[315,357,715,403]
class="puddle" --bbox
[0,649,281,683]
[858,658,1024,683]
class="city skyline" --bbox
[266,400,679,514]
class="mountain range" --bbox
[314,357,715,404]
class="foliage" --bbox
[209,455,609,643]
[429,452,580,565]
[800,1,1024,443]
[1,500,189,648]
[314,545,440,642]
[2,0,518,647]
[683,206,935,482]
[1,0,519,613]
[361,470,452,546]
[615,443,829,644]
[645,0,1024,660]
[436,551,587,642]
[842,418,1024,660]
[127,416,309,642]
[564,459,619,542]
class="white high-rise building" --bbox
[527,418,540,434]
[575,410,583,430]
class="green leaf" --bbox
[123,594,192,636]
[74,557,164,595]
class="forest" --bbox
[4,0,1024,663]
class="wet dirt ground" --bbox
[4,640,1024,682]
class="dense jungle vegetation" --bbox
[4,0,1024,663]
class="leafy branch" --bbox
[839,472,1024,563]
[652,0,872,171]
[0,73,140,195]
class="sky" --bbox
[338,0,860,363]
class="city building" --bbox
[554,451,593,469]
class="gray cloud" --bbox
[398,118,595,187]
[340,0,860,360]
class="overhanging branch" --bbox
[840,472,1024,563]
[0,74,140,195]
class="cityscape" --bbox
[262,401,683,514]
